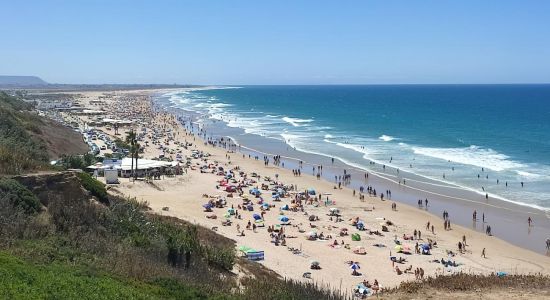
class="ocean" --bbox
[156,85,550,211]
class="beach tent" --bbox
[351,233,361,241]
[249,188,261,196]
[278,215,290,224]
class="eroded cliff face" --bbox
[12,172,90,207]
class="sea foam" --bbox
[412,145,525,172]
[282,116,314,127]
[379,135,396,142]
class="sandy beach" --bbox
[61,89,550,293]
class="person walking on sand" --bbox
[546,238,550,250]
[482,248,486,258]
[528,216,532,227]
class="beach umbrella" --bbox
[350,263,360,270]
[394,245,403,252]
[223,213,231,219]
[278,215,289,223]
[310,260,320,266]
[421,244,430,250]
[307,188,316,195]
[307,231,317,237]
[202,203,212,209]
[262,203,270,209]
[227,208,236,215]
[253,213,262,220]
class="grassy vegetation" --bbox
[0,92,49,174]
[0,177,41,213]
[0,252,222,300]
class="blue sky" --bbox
[1,1,549,84]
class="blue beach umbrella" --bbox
[278,215,289,223]
[253,213,262,220]
[350,263,360,270]
[202,203,212,209]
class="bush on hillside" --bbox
[77,172,108,203]
[0,93,49,174]
[0,177,41,213]
[58,153,97,170]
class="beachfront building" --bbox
[87,157,179,179]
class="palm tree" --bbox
[125,130,137,180]
[133,142,140,180]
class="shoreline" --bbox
[154,90,550,255]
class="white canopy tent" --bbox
[88,158,174,171]
[119,158,173,171]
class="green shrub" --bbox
[77,172,108,203]
[0,177,41,213]
[0,93,49,174]
[201,245,235,271]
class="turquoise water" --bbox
[159,85,550,210]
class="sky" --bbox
[1,1,549,85]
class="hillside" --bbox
[0,92,88,174]
[0,75,48,86]
[0,172,342,300]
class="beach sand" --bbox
[64,89,550,293]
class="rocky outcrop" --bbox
[12,172,89,207]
